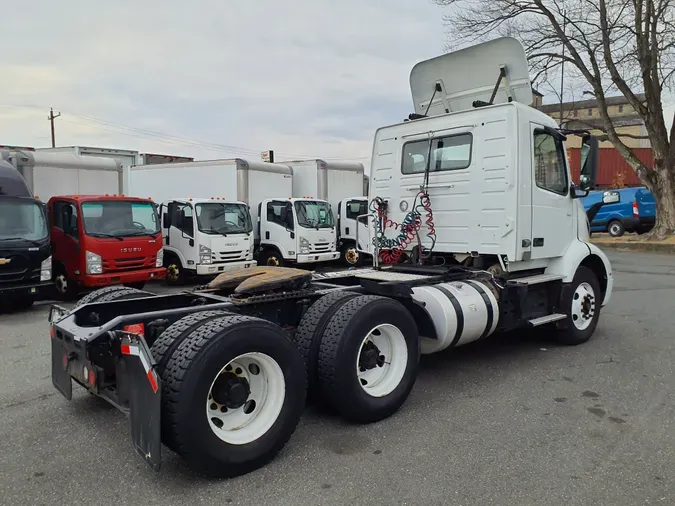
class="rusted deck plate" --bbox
[207,266,312,295]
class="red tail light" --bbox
[123,323,145,336]
[632,200,639,217]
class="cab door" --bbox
[51,199,81,278]
[530,125,575,259]
[170,202,197,268]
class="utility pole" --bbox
[48,107,61,148]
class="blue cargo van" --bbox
[581,186,656,236]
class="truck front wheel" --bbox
[554,266,602,345]
[161,314,306,477]
[340,242,363,267]
[259,249,285,267]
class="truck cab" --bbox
[48,195,166,297]
[336,196,370,266]
[256,197,340,266]
[158,197,256,282]
[0,157,52,310]
[365,36,613,306]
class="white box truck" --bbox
[281,159,368,266]
[7,150,123,202]
[37,146,140,169]
[126,158,339,278]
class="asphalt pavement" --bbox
[1,250,675,505]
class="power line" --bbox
[2,103,371,161]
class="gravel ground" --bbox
[1,250,674,506]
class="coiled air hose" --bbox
[370,190,437,265]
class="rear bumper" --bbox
[196,260,257,276]
[50,311,163,471]
[0,280,53,298]
[81,267,166,287]
[296,251,340,264]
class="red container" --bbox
[567,147,652,188]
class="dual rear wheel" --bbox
[145,293,420,476]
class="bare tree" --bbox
[433,0,675,238]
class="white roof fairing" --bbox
[409,37,533,117]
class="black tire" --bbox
[340,242,363,267]
[74,286,154,308]
[294,290,360,399]
[161,314,306,477]
[165,256,186,285]
[74,286,132,308]
[125,282,146,290]
[150,310,231,452]
[95,288,155,303]
[607,219,625,237]
[317,295,419,424]
[54,264,78,300]
[553,266,602,345]
[151,310,231,375]
[259,249,285,267]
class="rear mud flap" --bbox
[51,338,73,400]
[119,336,162,472]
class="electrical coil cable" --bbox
[370,190,437,265]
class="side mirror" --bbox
[579,135,598,191]
[603,190,620,205]
[162,212,170,229]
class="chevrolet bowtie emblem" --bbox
[0,258,11,265]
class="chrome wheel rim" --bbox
[206,352,286,445]
[356,324,408,397]
[572,282,596,330]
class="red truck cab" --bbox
[48,195,166,297]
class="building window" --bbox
[588,108,593,116]
[618,105,624,113]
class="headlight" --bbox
[199,245,212,265]
[247,241,254,259]
[299,237,310,254]
[40,255,52,282]
[156,248,164,268]
[85,251,102,274]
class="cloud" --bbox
[0,0,447,168]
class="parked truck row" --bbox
[0,148,369,310]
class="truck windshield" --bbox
[0,200,48,241]
[81,201,160,238]
[195,203,252,235]
[294,201,335,229]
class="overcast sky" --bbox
[0,0,452,165]
[2,1,671,169]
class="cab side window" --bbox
[346,200,367,220]
[267,201,292,229]
[533,129,568,195]
[174,203,194,237]
[53,201,79,238]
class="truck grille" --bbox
[0,253,41,283]
[311,242,332,253]
[103,256,156,273]
[212,251,246,262]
